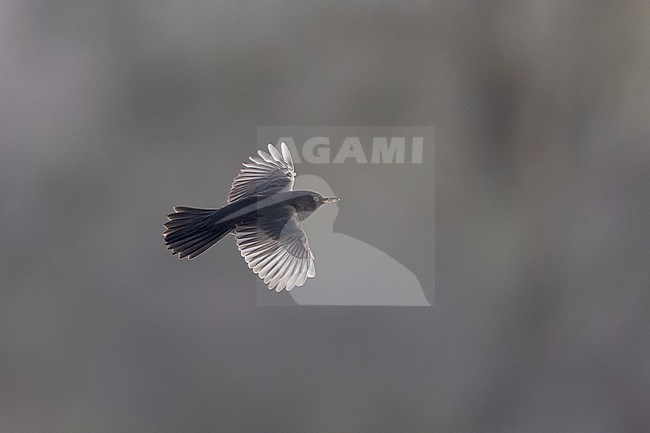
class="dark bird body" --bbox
[163,143,338,292]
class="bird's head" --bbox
[295,191,340,219]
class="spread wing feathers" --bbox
[227,142,295,203]
[235,211,315,292]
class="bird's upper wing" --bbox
[235,208,315,292]
[227,142,295,203]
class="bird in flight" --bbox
[163,142,339,292]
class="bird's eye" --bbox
[313,196,320,202]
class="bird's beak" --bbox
[323,197,340,204]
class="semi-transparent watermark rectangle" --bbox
[253,126,435,306]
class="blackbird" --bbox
[163,142,339,292]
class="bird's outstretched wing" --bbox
[235,208,316,292]
[227,142,295,203]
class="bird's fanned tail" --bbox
[163,206,232,259]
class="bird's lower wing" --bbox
[235,212,315,292]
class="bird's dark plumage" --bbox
[163,142,339,291]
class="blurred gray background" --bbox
[1,1,650,432]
